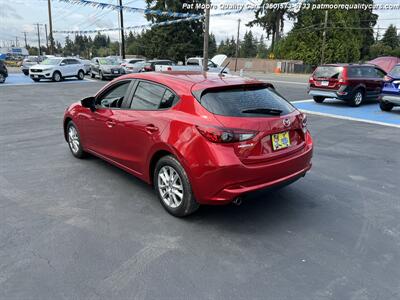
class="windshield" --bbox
[132,61,146,68]
[99,58,119,65]
[199,86,295,117]
[389,65,400,77]
[41,58,62,65]
[314,66,343,78]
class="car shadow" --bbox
[318,98,378,107]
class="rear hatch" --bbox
[383,65,400,95]
[194,85,307,164]
[310,66,344,90]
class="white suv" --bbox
[29,58,85,82]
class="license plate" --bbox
[321,81,329,86]
[271,131,291,151]
[113,70,118,74]
[33,75,38,78]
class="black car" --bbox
[0,60,8,83]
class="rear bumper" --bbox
[308,87,350,100]
[191,134,313,205]
[381,94,400,105]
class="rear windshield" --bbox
[389,66,400,77]
[198,86,295,117]
[314,66,343,78]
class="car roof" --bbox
[320,63,380,68]
[116,72,265,94]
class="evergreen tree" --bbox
[240,30,257,57]
[381,25,399,49]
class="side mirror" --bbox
[60,62,66,66]
[81,96,96,112]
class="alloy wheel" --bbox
[354,92,363,105]
[0,74,4,83]
[54,72,61,82]
[157,166,184,208]
[68,126,80,154]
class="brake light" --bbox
[383,75,393,82]
[338,67,348,85]
[196,126,258,143]
[309,76,315,84]
[300,113,307,134]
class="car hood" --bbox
[211,54,227,67]
[100,65,122,69]
[30,64,55,69]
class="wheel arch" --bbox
[63,117,72,142]
[148,149,175,186]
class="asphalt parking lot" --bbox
[1,75,400,300]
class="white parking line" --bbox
[299,109,400,129]
[292,99,314,103]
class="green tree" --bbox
[257,34,268,58]
[248,0,295,51]
[274,0,377,65]
[240,31,257,57]
[141,0,205,61]
[209,33,217,57]
[381,25,399,49]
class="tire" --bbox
[154,155,199,217]
[32,78,40,82]
[66,121,87,159]
[380,101,394,112]
[99,71,104,80]
[0,73,5,83]
[52,71,62,82]
[23,70,29,76]
[91,72,95,78]
[349,89,364,107]
[313,96,325,103]
[77,70,84,80]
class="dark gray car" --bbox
[90,57,125,80]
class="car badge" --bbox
[283,118,291,127]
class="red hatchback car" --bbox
[63,72,313,216]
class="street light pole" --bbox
[36,23,42,56]
[119,0,125,59]
[321,10,328,65]
[202,0,210,72]
[47,0,54,54]
[234,18,241,72]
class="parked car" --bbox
[140,59,174,72]
[90,57,125,80]
[0,60,8,83]
[379,64,400,111]
[79,59,91,75]
[21,56,41,75]
[123,61,147,73]
[368,56,400,73]
[29,57,85,82]
[156,55,230,73]
[63,72,313,217]
[308,64,386,106]
[121,58,145,73]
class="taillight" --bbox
[309,76,315,84]
[384,75,393,82]
[300,113,307,134]
[196,126,258,143]
[338,67,348,85]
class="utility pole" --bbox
[376,26,380,42]
[22,32,28,48]
[35,23,42,56]
[202,0,210,72]
[234,18,241,72]
[45,24,49,50]
[47,0,54,54]
[119,0,125,59]
[15,36,19,47]
[320,10,328,65]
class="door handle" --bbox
[145,124,159,134]
[106,120,116,128]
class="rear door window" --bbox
[348,67,363,78]
[314,66,343,78]
[130,81,166,110]
[198,86,295,117]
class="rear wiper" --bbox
[241,108,283,115]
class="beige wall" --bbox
[224,58,304,73]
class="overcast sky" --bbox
[0,0,399,49]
